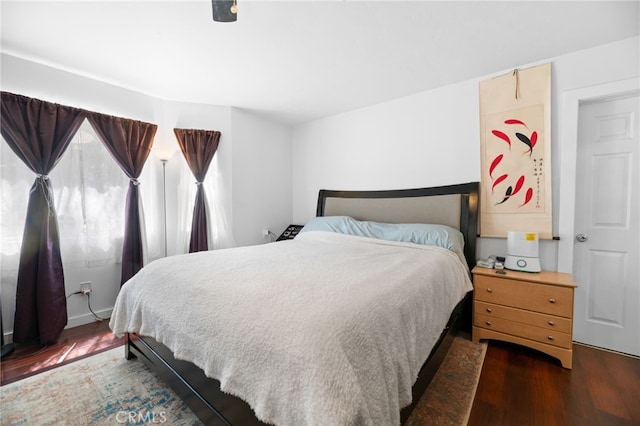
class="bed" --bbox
[110,181,479,425]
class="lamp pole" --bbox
[161,159,168,257]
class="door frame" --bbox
[557,78,639,274]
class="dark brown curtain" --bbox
[0,92,85,344]
[87,113,156,285]
[174,128,221,253]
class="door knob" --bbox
[576,234,588,242]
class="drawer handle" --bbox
[485,321,492,326]
[548,321,555,326]
[548,298,556,304]
[486,308,492,313]
[487,288,493,293]
[548,336,554,341]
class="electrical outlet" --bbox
[80,281,92,295]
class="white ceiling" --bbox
[1,1,638,125]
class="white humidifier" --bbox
[505,231,541,273]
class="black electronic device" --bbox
[276,224,304,241]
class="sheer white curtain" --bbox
[0,138,31,313]
[175,154,235,254]
[1,119,161,271]
[0,132,116,272]
[52,121,128,267]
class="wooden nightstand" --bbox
[471,266,577,369]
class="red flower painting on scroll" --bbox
[484,105,545,213]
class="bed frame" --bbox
[125,181,479,425]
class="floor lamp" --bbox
[161,159,168,257]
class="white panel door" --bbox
[574,94,639,356]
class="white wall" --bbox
[0,54,292,338]
[231,108,293,246]
[291,37,640,271]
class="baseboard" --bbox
[67,308,113,328]
[573,341,640,360]
[2,332,13,345]
[2,308,114,344]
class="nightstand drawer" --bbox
[474,275,573,317]
[474,301,572,333]
[475,314,572,349]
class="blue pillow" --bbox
[301,216,466,263]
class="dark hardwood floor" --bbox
[1,322,638,425]
[0,320,123,385]
[468,340,640,426]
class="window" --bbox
[0,120,129,269]
[53,120,129,267]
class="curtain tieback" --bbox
[195,181,203,186]
[35,174,55,215]
[130,178,140,186]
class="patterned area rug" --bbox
[1,347,199,426]
[1,334,485,425]
[407,333,488,425]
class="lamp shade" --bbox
[212,0,237,22]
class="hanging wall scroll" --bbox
[479,63,552,238]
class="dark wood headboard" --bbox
[316,182,479,270]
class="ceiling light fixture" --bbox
[212,0,238,22]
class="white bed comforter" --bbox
[110,231,473,426]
